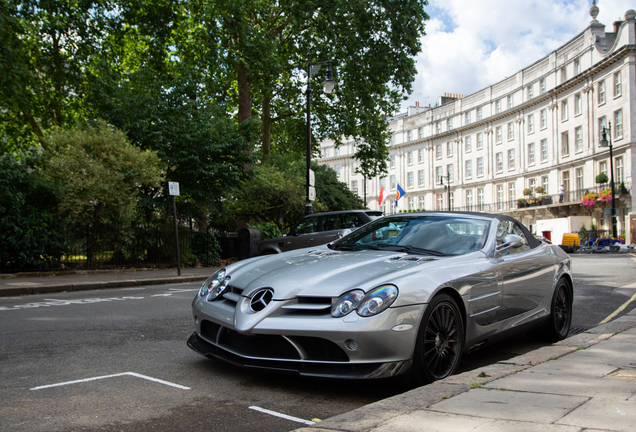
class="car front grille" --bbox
[200,320,349,362]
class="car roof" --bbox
[307,210,383,217]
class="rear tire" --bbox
[412,294,464,385]
[528,278,572,342]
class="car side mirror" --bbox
[496,234,525,252]
[336,229,352,239]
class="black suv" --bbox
[256,210,383,255]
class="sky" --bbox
[400,0,636,111]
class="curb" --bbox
[293,310,636,432]
[0,275,209,297]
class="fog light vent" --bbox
[344,339,358,351]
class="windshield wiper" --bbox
[376,244,445,256]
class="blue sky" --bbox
[401,0,636,110]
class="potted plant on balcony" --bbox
[534,186,548,205]
[517,197,527,208]
[595,172,609,185]
[619,181,629,195]
[523,188,534,206]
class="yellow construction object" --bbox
[562,233,580,246]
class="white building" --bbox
[319,5,636,243]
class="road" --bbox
[1,254,635,431]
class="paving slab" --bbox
[427,388,588,423]
[371,410,582,432]
[557,397,636,432]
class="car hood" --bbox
[223,246,486,304]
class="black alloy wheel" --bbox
[413,294,464,384]
[528,278,572,342]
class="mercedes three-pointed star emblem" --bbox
[249,288,274,312]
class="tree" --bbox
[43,121,162,228]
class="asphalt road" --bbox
[1,254,635,432]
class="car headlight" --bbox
[331,285,398,318]
[331,290,365,317]
[357,285,398,317]
[199,269,230,301]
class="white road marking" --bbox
[30,372,190,391]
[599,291,636,325]
[0,296,144,311]
[249,406,316,425]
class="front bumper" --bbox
[187,331,412,379]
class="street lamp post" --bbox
[599,122,618,239]
[439,171,452,211]
[306,53,336,215]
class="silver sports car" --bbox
[188,212,573,384]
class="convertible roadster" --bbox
[188,212,573,384]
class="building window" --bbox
[418,169,425,186]
[390,175,396,190]
[447,141,453,157]
[560,66,567,83]
[436,144,442,159]
[380,177,386,189]
[418,148,424,163]
[600,161,607,175]
[529,178,536,193]
[436,166,443,184]
[465,111,471,125]
[540,78,546,94]
[436,122,442,134]
[447,164,454,182]
[563,171,570,194]
[574,59,580,75]
[614,71,622,97]
[390,154,396,168]
[407,172,414,188]
[477,133,483,149]
[465,160,472,179]
[477,157,484,176]
[407,130,413,141]
[542,175,549,193]
[598,80,605,104]
[616,157,624,182]
[351,180,358,193]
[528,114,534,133]
[509,182,515,202]
[497,185,504,210]
[561,132,569,156]
[528,143,535,165]
[478,188,484,211]
[508,149,515,170]
[540,109,547,129]
[574,167,583,191]
[615,109,623,138]
[466,190,473,210]
[447,118,453,130]
[390,135,395,145]
[323,148,329,158]
[335,165,341,177]
[436,194,443,211]
[477,107,482,121]
[575,93,581,115]
[599,116,607,135]
[334,147,340,156]
[496,152,503,173]
[419,195,425,209]
[418,127,424,138]
[465,136,472,153]
[527,85,534,99]
[496,126,502,143]
[507,95,513,109]
[541,139,548,162]
[561,100,568,121]
[408,151,413,165]
[495,99,501,114]
[575,126,583,152]
[408,197,415,210]
[508,122,514,140]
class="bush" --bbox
[249,222,282,240]
[595,172,609,184]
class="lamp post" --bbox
[439,171,452,211]
[599,122,618,239]
[306,53,336,215]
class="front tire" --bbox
[528,278,572,342]
[412,294,464,385]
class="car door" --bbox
[283,215,320,251]
[312,214,347,244]
[494,220,557,320]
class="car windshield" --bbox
[332,215,490,256]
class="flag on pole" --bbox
[378,187,385,206]
[395,184,405,207]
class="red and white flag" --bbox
[378,187,385,205]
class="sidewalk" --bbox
[0,267,217,297]
[294,308,636,432]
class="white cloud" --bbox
[402,0,635,110]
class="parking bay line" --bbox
[30,372,190,391]
[599,291,636,325]
[249,406,317,425]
